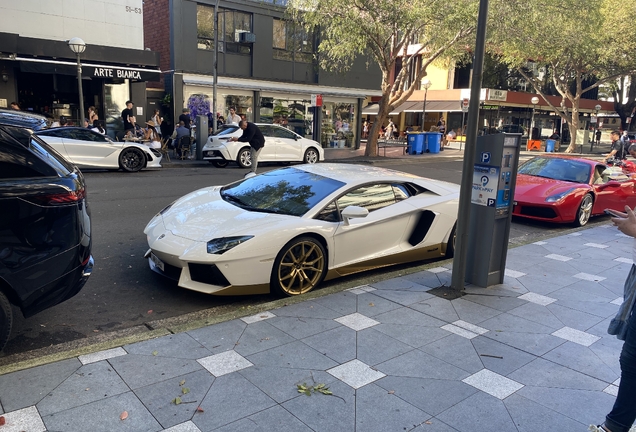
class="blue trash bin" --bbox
[424,132,442,154]
[407,133,425,155]
[545,139,556,152]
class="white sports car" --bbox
[202,123,324,168]
[36,127,162,172]
[144,164,459,297]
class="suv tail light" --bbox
[25,187,86,206]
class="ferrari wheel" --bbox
[304,148,319,164]
[210,160,229,168]
[574,194,593,227]
[445,224,457,258]
[237,147,252,168]
[271,237,326,296]
[0,291,12,352]
[119,147,145,172]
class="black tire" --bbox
[271,237,327,297]
[211,160,229,168]
[303,148,319,164]
[119,147,146,172]
[574,194,593,227]
[0,291,13,353]
[237,147,252,168]
[445,224,457,258]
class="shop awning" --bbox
[182,74,381,99]
[16,57,161,81]
[361,101,422,116]
[404,100,463,113]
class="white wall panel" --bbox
[0,0,144,50]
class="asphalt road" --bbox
[1,159,612,357]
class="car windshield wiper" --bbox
[222,194,253,209]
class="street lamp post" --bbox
[421,79,431,131]
[212,0,220,134]
[591,104,601,152]
[68,37,86,128]
[530,96,539,142]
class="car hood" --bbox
[514,174,580,199]
[161,186,291,241]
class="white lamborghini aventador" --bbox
[144,163,459,297]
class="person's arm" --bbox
[236,126,255,143]
[612,205,636,238]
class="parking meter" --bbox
[465,133,521,287]
[195,115,208,161]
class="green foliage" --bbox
[489,0,636,150]
[297,382,333,396]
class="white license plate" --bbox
[150,253,164,272]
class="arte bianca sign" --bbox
[92,67,142,79]
[83,65,159,81]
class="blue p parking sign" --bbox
[481,152,491,164]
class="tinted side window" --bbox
[272,127,296,139]
[37,129,65,138]
[337,184,397,212]
[0,140,54,178]
[315,200,339,222]
[258,125,274,137]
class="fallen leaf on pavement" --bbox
[147,310,153,314]
[388,390,395,394]
[179,380,186,386]
[196,406,204,413]
[0,416,5,425]
[120,411,128,421]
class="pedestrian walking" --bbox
[596,129,602,146]
[226,107,241,125]
[230,120,265,174]
[590,205,636,432]
[384,119,395,139]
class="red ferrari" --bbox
[513,156,636,226]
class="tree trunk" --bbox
[565,110,579,153]
[365,98,392,157]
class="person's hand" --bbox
[612,205,636,238]
[230,137,238,142]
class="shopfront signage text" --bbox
[92,68,142,80]
[488,89,507,101]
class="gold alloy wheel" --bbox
[276,239,325,295]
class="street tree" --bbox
[491,0,636,152]
[608,75,636,131]
[287,0,478,156]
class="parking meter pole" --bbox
[451,0,489,292]
[195,115,207,161]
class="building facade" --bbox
[0,0,161,137]
[143,0,381,147]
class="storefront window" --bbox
[259,96,313,138]
[104,81,130,140]
[183,85,253,124]
[321,102,357,148]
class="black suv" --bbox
[0,109,93,352]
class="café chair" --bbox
[178,136,192,160]
[159,137,171,162]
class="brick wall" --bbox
[143,0,170,90]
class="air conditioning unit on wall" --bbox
[234,30,256,43]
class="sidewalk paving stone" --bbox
[1,225,635,431]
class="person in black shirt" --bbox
[121,101,135,132]
[605,130,625,163]
[230,120,265,173]
[179,108,191,129]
